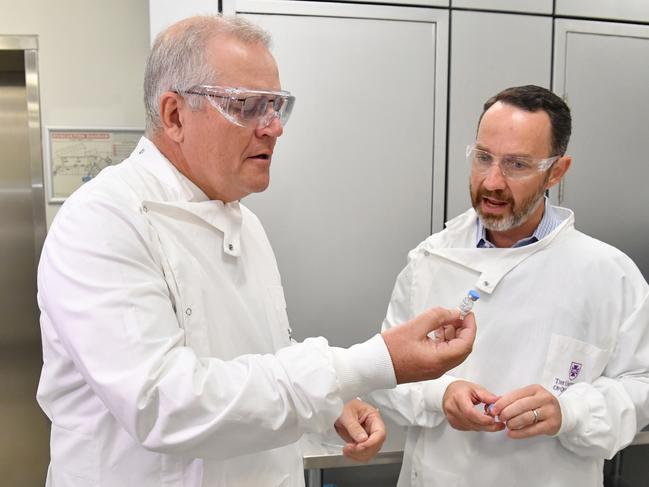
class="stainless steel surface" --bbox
[0,44,44,345]
[304,450,404,470]
[25,47,46,263]
[302,424,405,487]
[0,36,49,486]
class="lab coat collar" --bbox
[422,206,575,295]
[132,137,243,257]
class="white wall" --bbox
[0,0,151,227]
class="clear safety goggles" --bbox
[466,144,559,180]
[181,85,295,129]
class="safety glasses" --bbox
[181,85,295,129]
[467,144,559,180]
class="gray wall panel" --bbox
[446,11,552,220]
[240,11,446,347]
[552,20,649,279]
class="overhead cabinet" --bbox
[556,0,649,23]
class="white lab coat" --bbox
[369,207,649,487]
[37,137,395,487]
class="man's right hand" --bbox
[381,307,476,384]
[442,380,504,432]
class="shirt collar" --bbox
[476,196,565,248]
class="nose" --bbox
[256,112,284,138]
[481,161,507,191]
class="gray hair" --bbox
[143,14,271,135]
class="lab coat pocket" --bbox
[541,334,608,397]
[49,423,99,486]
[264,285,292,349]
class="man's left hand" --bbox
[489,384,562,439]
[334,399,385,462]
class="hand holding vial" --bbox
[435,290,480,342]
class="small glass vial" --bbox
[458,290,480,318]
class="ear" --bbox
[545,155,572,190]
[159,92,186,143]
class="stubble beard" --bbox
[470,178,548,232]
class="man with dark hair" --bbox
[368,85,649,486]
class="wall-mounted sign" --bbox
[45,127,143,203]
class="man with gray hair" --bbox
[36,15,476,486]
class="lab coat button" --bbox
[142,205,148,213]
[483,280,489,287]
[228,243,234,251]
[185,307,192,316]
[138,148,145,155]
[423,250,430,256]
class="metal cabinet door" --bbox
[220,1,448,346]
[556,0,649,23]
[552,19,649,279]
[446,10,552,220]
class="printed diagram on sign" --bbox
[46,128,142,202]
[52,143,116,183]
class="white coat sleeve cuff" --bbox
[329,334,397,402]
[556,391,587,436]
[424,374,460,412]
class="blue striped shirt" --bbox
[476,197,565,248]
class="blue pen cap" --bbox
[468,290,480,301]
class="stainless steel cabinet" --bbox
[446,10,552,220]
[223,0,448,346]
[552,19,649,279]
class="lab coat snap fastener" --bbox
[423,250,430,256]
[138,148,145,155]
[228,243,234,251]
[185,307,192,316]
[483,280,489,287]
[142,205,148,213]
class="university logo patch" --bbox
[569,362,582,381]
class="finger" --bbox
[417,307,462,336]
[342,414,385,463]
[342,443,373,463]
[433,324,456,342]
[505,409,539,431]
[337,399,372,443]
[507,421,547,439]
[443,324,456,340]
[334,420,356,444]
[453,397,499,429]
[498,395,540,423]
[454,312,476,344]
[491,385,537,416]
